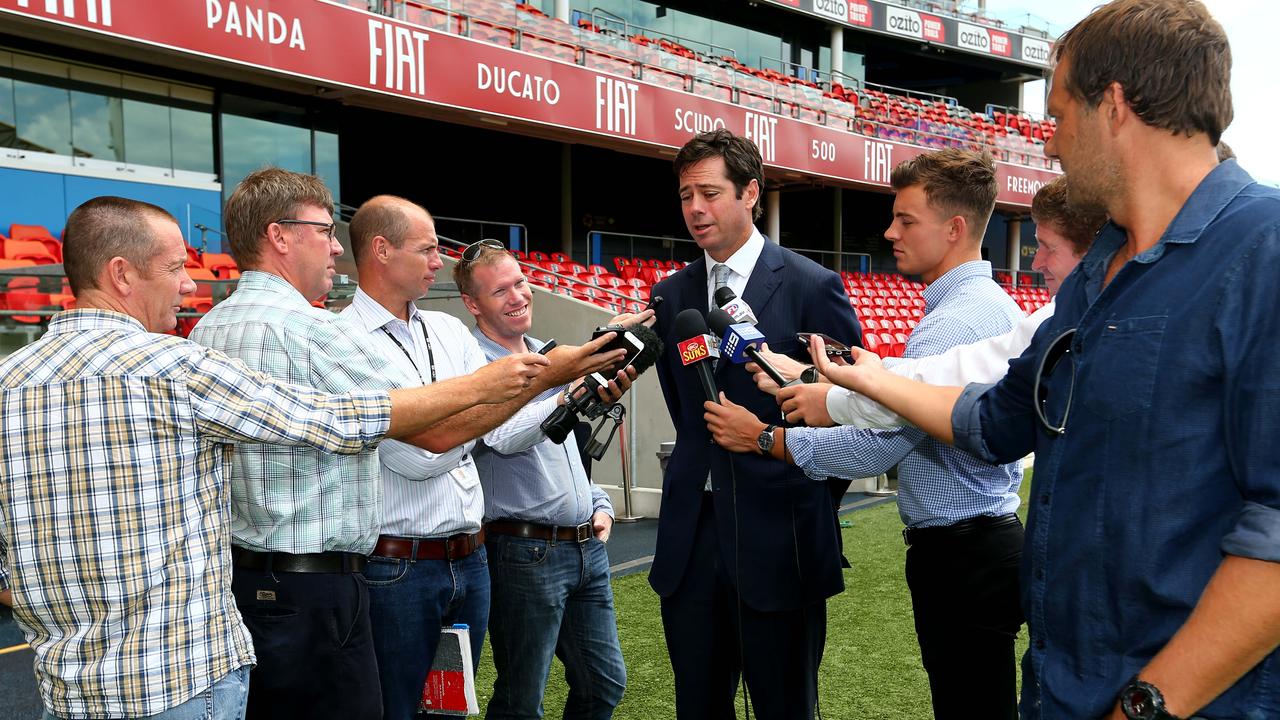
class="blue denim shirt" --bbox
[953,160,1280,719]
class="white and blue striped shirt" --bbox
[471,328,613,526]
[787,261,1024,528]
[341,289,486,538]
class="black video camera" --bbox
[540,323,662,458]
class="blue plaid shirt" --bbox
[788,260,1023,528]
[0,310,389,718]
[190,271,397,554]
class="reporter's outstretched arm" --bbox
[399,334,626,452]
[811,337,963,445]
[386,352,549,439]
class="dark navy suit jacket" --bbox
[649,240,861,612]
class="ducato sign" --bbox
[812,0,848,23]
[885,5,923,39]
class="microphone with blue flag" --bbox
[707,308,797,389]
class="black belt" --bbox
[486,520,593,543]
[232,547,367,574]
[902,513,1021,547]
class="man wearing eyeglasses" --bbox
[704,149,1027,719]
[189,169,552,719]
[339,197,627,719]
[798,2,1280,719]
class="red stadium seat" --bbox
[9,224,61,262]
[550,252,570,264]
[3,291,53,324]
[187,268,217,297]
[201,253,238,278]
[3,240,57,265]
[863,333,883,356]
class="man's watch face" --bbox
[757,426,775,453]
[1122,686,1155,719]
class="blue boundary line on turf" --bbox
[608,493,898,578]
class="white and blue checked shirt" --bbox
[787,261,1024,528]
[340,289,486,538]
[471,329,613,526]
[190,271,398,554]
[0,310,390,718]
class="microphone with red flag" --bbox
[673,308,719,405]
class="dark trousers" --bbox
[904,516,1025,720]
[660,496,826,720]
[231,566,381,720]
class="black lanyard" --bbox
[380,315,437,384]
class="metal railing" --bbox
[588,231,702,268]
[984,103,1053,124]
[760,55,829,85]
[435,234,644,308]
[192,223,225,255]
[583,7,738,61]
[433,215,528,250]
[863,80,958,107]
[787,248,872,274]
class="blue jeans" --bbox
[365,545,490,720]
[485,535,626,720]
[44,665,250,720]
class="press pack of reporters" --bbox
[7,4,1280,717]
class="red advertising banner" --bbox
[0,0,1058,207]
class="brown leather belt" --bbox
[486,520,593,543]
[371,530,486,562]
[232,547,367,574]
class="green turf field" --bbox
[473,475,1033,719]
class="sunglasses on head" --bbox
[460,239,506,263]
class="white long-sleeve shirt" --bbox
[827,301,1056,429]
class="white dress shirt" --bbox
[341,288,488,537]
[827,301,1056,429]
[704,226,766,309]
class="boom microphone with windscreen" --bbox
[673,308,719,405]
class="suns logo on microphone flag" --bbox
[678,335,712,366]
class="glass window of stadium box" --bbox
[219,95,342,207]
[0,48,215,183]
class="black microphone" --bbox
[707,308,795,389]
[540,322,664,444]
[713,287,758,325]
[672,308,719,404]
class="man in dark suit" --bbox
[650,129,861,719]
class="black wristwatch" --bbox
[756,424,777,455]
[799,365,820,384]
[1120,677,1183,720]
